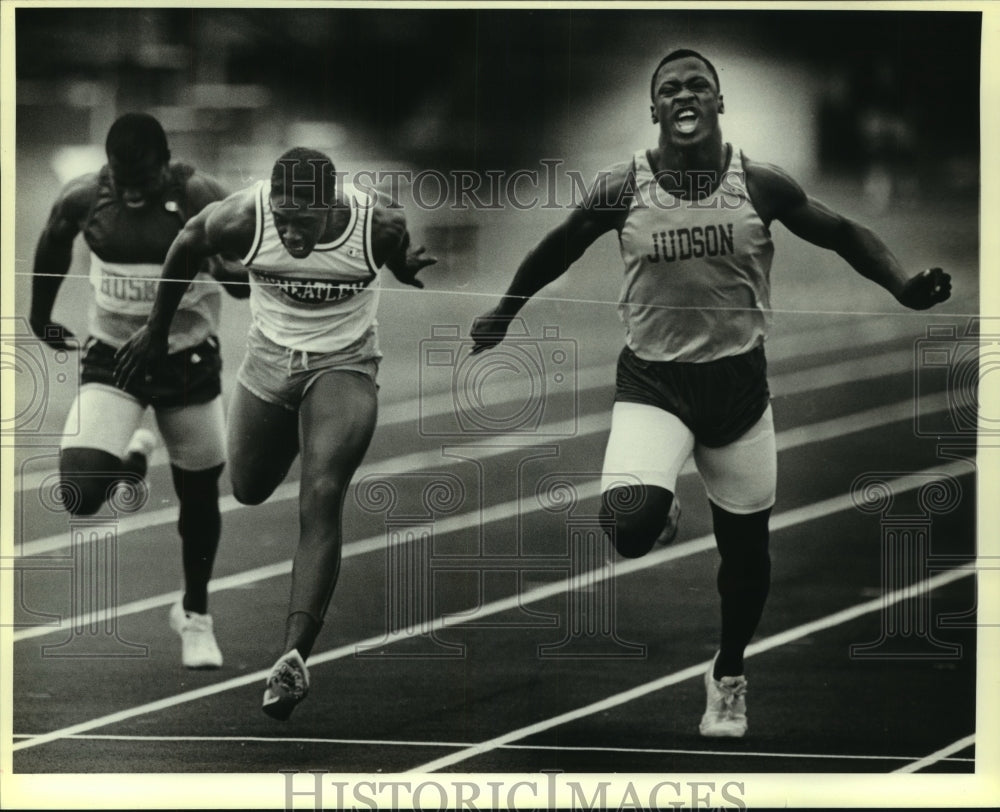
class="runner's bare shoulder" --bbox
[52,172,102,229]
[202,187,258,257]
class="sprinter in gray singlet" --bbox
[470,49,951,738]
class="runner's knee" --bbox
[171,462,223,504]
[710,501,772,579]
[601,485,674,558]
[231,475,273,506]
[58,448,126,515]
[300,472,350,515]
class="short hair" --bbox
[270,147,337,207]
[105,112,170,164]
[650,49,721,100]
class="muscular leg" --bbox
[600,485,675,558]
[170,463,224,615]
[695,406,777,679]
[226,382,300,505]
[283,370,377,659]
[155,397,229,615]
[599,402,694,558]
[59,447,148,515]
[59,386,146,516]
[710,502,772,679]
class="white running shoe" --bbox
[124,428,158,461]
[655,497,682,546]
[262,649,311,721]
[169,601,223,669]
[699,654,748,737]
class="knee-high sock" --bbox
[710,501,772,679]
[170,463,224,615]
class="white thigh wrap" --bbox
[154,396,227,471]
[694,404,776,514]
[60,384,144,456]
[600,401,776,515]
[601,402,695,493]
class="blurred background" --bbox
[15,8,981,179]
[15,8,980,180]
[11,7,983,426]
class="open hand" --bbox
[114,325,167,389]
[391,245,437,289]
[469,309,514,355]
[896,267,951,310]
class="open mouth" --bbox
[673,108,699,135]
[123,198,147,209]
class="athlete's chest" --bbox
[249,206,373,278]
[621,186,768,268]
[82,198,185,264]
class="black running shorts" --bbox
[81,335,223,409]
[614,344,770,448]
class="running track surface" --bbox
[6,181,996,807]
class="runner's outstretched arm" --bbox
[470,163,631,353]
[746,160,951,310]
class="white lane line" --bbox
[6,733,976,764]
[12,462,971,753]
[506,744,974,763]
[14,347,937,558]
[893,734,976,773]
[12,340,921,496]
[407,567,972,774]
[10,314,921,493]
[12,399,963,643]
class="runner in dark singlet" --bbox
[30,113,249,669]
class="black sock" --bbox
[171,463,224,616]
[710,502,772,680]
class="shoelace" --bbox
[719,680,746,711]
[274,663,304,693]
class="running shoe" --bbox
[124,428,158,461]
[169,601,223,669]
[699,654,748,737]
[262,649,310,720]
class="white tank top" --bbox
[617,146,774,362]
[241,180,380,352]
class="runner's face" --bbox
[651,56,724,147]
[270,196,329,258]
[109,153,169,210]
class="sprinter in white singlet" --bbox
[471,50,951,738]
[116,147,436,720]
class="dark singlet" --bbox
[83,162,221,353]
